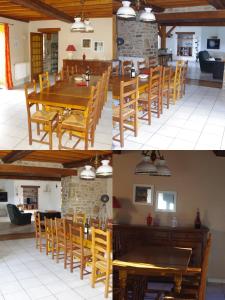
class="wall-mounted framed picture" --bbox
[155,190,177,212]
[94,41,104,52]
[82,39,92,49]
[133,184,154,205]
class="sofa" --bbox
[199,50,224,80]
[7,204,32,225]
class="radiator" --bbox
[14,62,30,81]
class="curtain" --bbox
[4,24,13,89]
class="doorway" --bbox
[30,29,59,80]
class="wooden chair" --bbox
[91,228,112,298]
[180,61,188,97]
[139,65,163,124]
[39,71,50,91]
[44,217,56,259]
[54,70,63,83]
[55,218,69,269]
[137,59,147,74]
[113,77,139,148]
[121,60,132,75]
[64,213,74,222]
[58,80,101,150]
[90,217,100,229]
[24,81,59,150]
[112,63,120,76]
[162,66,172,110]
[163,234,212,300]
[68,223,92,279]
[149,56,158,67]
[66,65,78,76]
[34,212,46,253]
[73,212,86,225]
[170,60,184,104]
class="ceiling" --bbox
[0,150,112,180]
[0,0,112,22]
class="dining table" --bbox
[28,75,101,111]
[113,245,192,299]
[111,75,148,100]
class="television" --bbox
[0,192,8,202]
[207,38,220,50]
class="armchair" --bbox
[7,204,32,225]
[199,50,224,80]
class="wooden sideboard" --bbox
[113,224,209,267]
[63,59,112,75]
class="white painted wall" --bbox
[28,18,113,71]
[0,179,62,212]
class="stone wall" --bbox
[117,16,158,59]
[61,175,112,220]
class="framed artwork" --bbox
[155,191,177,212]
[133,184,154,205]
[82,39,92,49]
[94,41,104,52]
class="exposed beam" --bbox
[0,165,77,178]
[9,0,74,23]
[0,14,29,23]
[2,151,33,164]
[167,26,176,37]
[160,21,225,26]
[113,0,164,13]
[156,10,225,24]
[213,150,225,157]
[208,0,225,9]
[0,175,61,181]
[63,155,112,168]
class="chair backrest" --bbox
[69,223,84,253]
[120,77,139,112]
[55,218,67,244]
[104,65,111,102]
[90,217,100,229]
[54,70,63,83]
[92,228,111,266]
[148,65,162,96]
[39,71,50,91]
[73,212,86,225]
[66,65,78,75]
[198,233,212,300]
[7,204,21,220]
[137,60,147,72]
[162,66,172,90]
[65,213,74,222]
[87,80,102,133]
[112,63,119,76]
[149,56,157,67]
[122,60,132,75]
[34,212,42,234]
[174,61,184,84]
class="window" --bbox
[133,184,153,205]
[155,191,177,212]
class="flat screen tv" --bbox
[207,38,220,50]
[0,192,8,202]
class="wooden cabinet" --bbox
[63,59,112,75]
[113,224,209,267]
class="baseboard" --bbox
[208,278,225,284]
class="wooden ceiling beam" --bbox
[0,175,61,181]
[160,21,225,26]
[208,0,225,9]
[0,13,29,22]
[9,0,74,23]
[0,164,77,178]
[1,151,33,164]
[156,10,225,24]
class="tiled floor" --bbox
[113,83,225,150]
[0,238,111,300]
[0,87,112,150]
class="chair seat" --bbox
[62,111,85,129]
[113,106,135,118]
[73,247,92,258]
[139,92,158,102]
[31,110,57,122]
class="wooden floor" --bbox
[187,78,223,89]
[0,221,35,240]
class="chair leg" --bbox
[119,119,124,148]
[80,257,84,280]
[58,124,62,150]
[104,269,110,298]
[84,133,88,150]
[70,251,73,273]
[49,121,53,150]
[64,247,67,269]
[28,121,32,145]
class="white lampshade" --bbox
[117,1,136,19]
[71,17,85,32]
[154,159,171,176]
[84,20,94,32]
[135,156,157,175]
[140,8,156,22]
[80,165,96,180]
[96,160,112,177]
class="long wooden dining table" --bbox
[28,76,101,111]
[112,75,148,100]
[113,245,192,299]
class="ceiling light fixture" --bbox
[71,0,94,33]
[135,151,171,176]
[117,0,156,22]
[80,156,112,180]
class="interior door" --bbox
[30,33,43,80]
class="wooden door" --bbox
[30,33,43,80]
